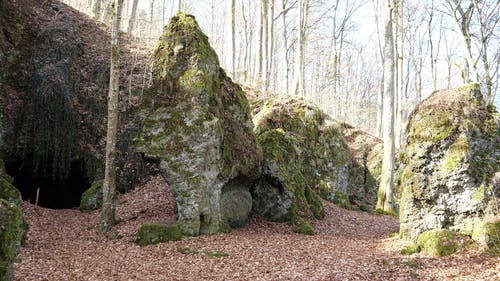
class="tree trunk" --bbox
[99,0,123,233]
[127,0,139,34]
[376,0,396,215]
[93,0,102,19]
[372,0,384,138]
[176,0,182,11]
[228,0,236,78]
[292,0,308,97]
[281,0,289,94]
[261,0,268,92]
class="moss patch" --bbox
[293,220,314,235]
[134,223,182,246]
[400,244,421,255]
[0,199,28,280]
[416,229,458,257]
[79,179,104,211]
[0,176,21,205]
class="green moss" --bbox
[400,244,421,255]
[472,221,500,256]
[0,199,28,280]
[416,229,458,257]
[472,185,485,202]
[293,220,314,235]
[332,191,351,210]
[201,250,229,258]
[177,247,229,257]
[218,221,232,234]
[375,208,398,218]
[0,176,21,205]
[304,186,325,219]
[79,179,104,211]
[134,223,182,246]
[359,204,372,213]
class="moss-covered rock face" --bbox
[0,174,21,205]
[416,229,458,257]
[135,13,261,236]
[134,223,182,246]
[339,123,383,203]
[398,85,500,245]
[79,180,103,211]
[0,199,28,281]
[251,97,356,224]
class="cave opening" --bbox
[5,158,91,209]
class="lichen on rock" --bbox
[0,199,28,281]
[251,97,357,225]
[135,13,261,236]
[398,84,499,254]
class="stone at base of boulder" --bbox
[416,229,458,257]
[220,181,252,228]
[134,222,182,246]
[472,220,500,256]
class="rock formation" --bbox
[135,13,261,235]
[398,84,499,254]
[251,97,379,226]
[0,0,153,208]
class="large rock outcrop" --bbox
[251,97,377,224]
[0,0,154,208]
[135,13,261,236]
[398,85,499,252]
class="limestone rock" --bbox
[339,123,383,204]
[0,199,28,281]
[220,178,252,228]
[398,84,499,249]
[79,180,103,211]
[251,97,353,223]
[135,13,261,236]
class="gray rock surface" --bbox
[398,85,499,247]
[135,13,261,236]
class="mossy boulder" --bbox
[134,222,182,246]
[0,199,28,281]
[135,13,261,236]
[416,229,458,257]
[472,219,500,256]
[251,97,355,224]
[79,180,103,211]
[398,85,500,244]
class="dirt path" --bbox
[13,177,499,280]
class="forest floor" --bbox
[14,176,499,281]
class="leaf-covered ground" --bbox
[14,176,499,280]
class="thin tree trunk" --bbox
[376,0,396,215]
[266,0,274,91]
[229,0,236,78]
[99,0,123,233]
[292,0,308,97]
[127,0,139,34]
[261,0,268,92]
[372,0,384,138]
[93,0,102,19]
[395,0,403,147]
[281,0,289,94]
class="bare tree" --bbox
[99,0,123,233]
[127,0,139,34]
[292,0,309,96]
[376,0,396,215]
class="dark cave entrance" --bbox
[5,158,91,209]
